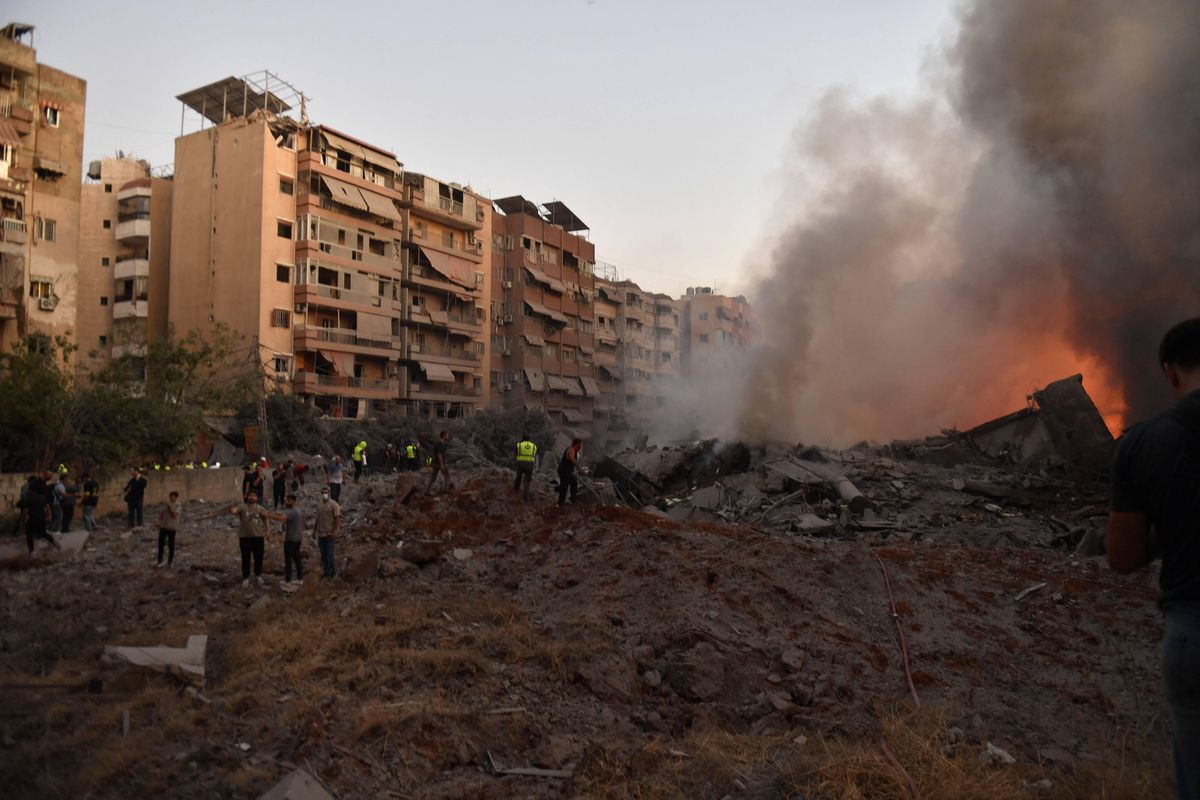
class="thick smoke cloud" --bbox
[737,0,1200,444]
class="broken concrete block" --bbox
[258,768,332,800]
[400,540,442,565]
[666,641,725,701]
[104,634,207,687]
[981,741,1017,765]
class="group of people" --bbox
[512,433,584,507]
[13,468,103,554]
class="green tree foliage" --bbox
[0,335,77,472]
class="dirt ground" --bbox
[0,462,1177,799]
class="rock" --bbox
[451,548,473,561]
[643,669,662,688]
[631,644,656,667]
[258,767,332,800]
[981,742,1017,765]
[1037,746,1075,767]
[535,734,583,769]
[765,690,795,713]
[780,646,806,672]
[400,540,443,565]
[666,641,725,701]
[346,551,378,583]
[576,654,638,702]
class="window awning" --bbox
[418,246,475,289]
[429,309,449,325]
[522,333,545,347]
[523,265,565,294]
[579,376,601,397]
[524,299,568,325]
[319,349,354,377]
[321,130,366,160]
[360,188,401,221]
[364,153,400,175]
[565,377,584,396]
[546,375,576,393]
[600,363,624,381]
[579,345,595,355]
[0,119,20,147]
[523,397,543,411]
[448,363,475,374]
[320,174,369,212]
[35,157,67,175]
[561,407,589,423]
[419,361,456,382]
[408,308,433,325]
[523,367,545,392]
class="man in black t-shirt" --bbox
[426,431,450,494]
[17,477,59,555]
[1108,317,1200,798]
[123,469,148,528]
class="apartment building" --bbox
[76,156,172,377]
[679,286,754,374]
[593,272,625,422]
[397,172,491,417]
[489,197,598,434]
[0,23,86,352]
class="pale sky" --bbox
[8,0,955,296]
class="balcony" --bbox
[294,324,396,358]
[0,217,25,254]
[116,215,151,242]
[294,282,385,310]
[297,238,399,273]
[404,187,483,232]
[294,369,399,400]
[113,299,149,319]
[404,380,482,403]
[114,256,149,280]
[399,340,482,366]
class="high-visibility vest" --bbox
[516,441,537,463]
[352,443,366,462]
[154,464,161,471]
[405,444,416,459]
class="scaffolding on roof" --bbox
[176,70,309,134]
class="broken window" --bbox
[368,238,385,257]
[103,183,112,193]
[43,106,61,127]
[102,219,111,230]
[101,257,110,267]
[273,356,291,373]
[277,220,293,239]
[100,296,108,306]
[29,279,52,299]
[279,177,294,195]
[276,264,290,283]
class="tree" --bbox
[0,335,77,472]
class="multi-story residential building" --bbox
[679,286,754,375]
[489,196,598,433]
[593,269,625,424]
[650,291,681,393]
[397,172,490,417]
[0,23,86,352]
[76,156,173,377]
[168,73,489,419]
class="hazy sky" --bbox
[9,0,955,296]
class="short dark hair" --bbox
[169,491,179,498]
[572,438,583,446]
[440,430,448,438]
[1160,318,1200,370]
[521,433,530,440]
[286,493,297,501]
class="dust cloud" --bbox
[736,0,1200,445]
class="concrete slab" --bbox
[258,768,333,800]
[104,634,207,687]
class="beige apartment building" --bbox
[168,74,488,419]
[76,156,172,377]
[0,23,86,353]
[679,286,754,374]
[489,197,598,434]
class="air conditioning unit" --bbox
[503,313,513,323]
[503,281,512,289]
[294,303,304,313]
[38,297,56,311]
[501,348,511,357]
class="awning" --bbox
[321,130,366,160]
[523,265,565,294]
[579,376,601,397]
[448,364,475,374]
[418,246,475,288]
[357,312,392,338]
[0,119,20,147]
[429,309,449,325]
[546,375,574,393]
[523,397,543,411]
[408,309,433,325]
[35,157,67,175]
[561,407,589,423]
[319,349,354,377]
[523,333,545,347]
[419,361,456,382]
[320,175,368,212]
[565,378,584,396]
[524,299,568,325]
[579,345,595,355]
[523,368,545,392]
[360,188,401,221]
[600,363,624,381]
[363,153,401,175]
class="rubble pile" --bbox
[0,380,1176,798]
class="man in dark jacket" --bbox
[18,477,59,555]
[1107,317,1200,798]
[123,469,148,528]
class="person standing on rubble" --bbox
[426,430,451,494]
[269,493,305,588]
[514,433,538,499]
[80,472,100,533]
[123,468,148,528]
[557,438,583,507]
[1107,317,1200,799]
[404,440,420,472]
[214,491,272,587]
[272,463,288,510]
[245,463,266,503]
[154,490,182,569]
[17,476,59,555]
[352,440,368,482]
[326,454,345,502]
[315,486,341,579]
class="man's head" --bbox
[439,431,448,441]
[572,438,583,448]
[286,493,297,508]
[521,433,530,442]
[320,488,330,502]
[169,491,179,501]
[334,454,342,463]
[246,492,259,505]
[132,468,141,477]
[1159,317,1200,396]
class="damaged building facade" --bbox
[0,23,86,354]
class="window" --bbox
[43,106,61,127]
[103,219,112,230]
[99,335,108,346]
[563,347,575,362]
[368,238,385,256]
[661,352,672,363]
[279,178,294,195]
[699,311,709,321]
[277,220,293,239]
[29,279,52,299]
[273,356,291,373]
[699,333,710,343]
[101,257,110,267]
[36,218,57,242]
[276,264,291,283]
[100,296,108,306]
[0,144,9,164]
[104,183,112,193]
[271,309,290,328]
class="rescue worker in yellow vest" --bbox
[514,434,538,499]
[404,441,420,472]
[352,440,367,482]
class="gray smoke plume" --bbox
[738,0,1200,444]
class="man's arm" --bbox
[1105,512,1157,574]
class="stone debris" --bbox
[258,768,333,800]
[104,634,207,687]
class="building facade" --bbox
[679,286,754,375]
[0,23,86,353]
[489,197,598,434]
[76,156,172,377]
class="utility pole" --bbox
[250,336,270,463]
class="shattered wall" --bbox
[737,0,1200,445]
